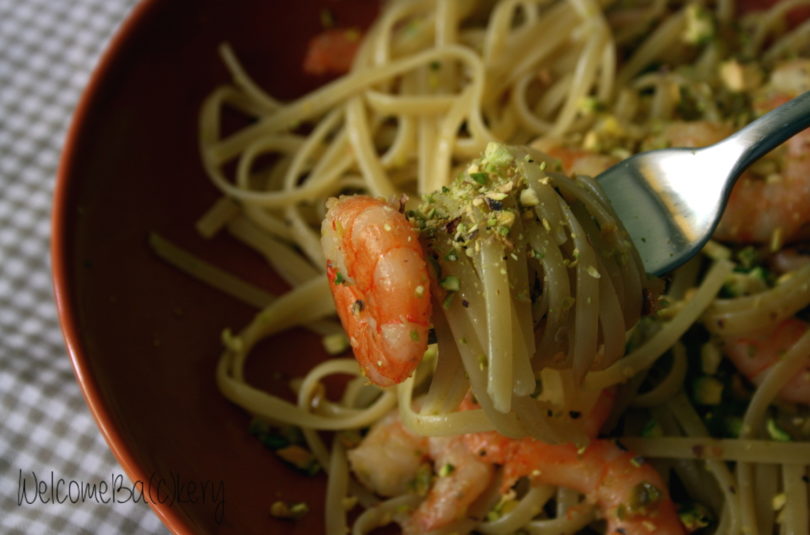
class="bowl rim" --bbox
[50,0,192,532]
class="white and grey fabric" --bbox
[0,0,168,532]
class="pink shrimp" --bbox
[459,391,684,535]
[347,411,428,497]
[715,125,810,245]
[404,435,494,534]
[717,60,810,245]
[455,391,682,534]
[461,434,684,535]
[349,389,683,534]
[647,119,783,244]
[303,28,362,76]
[321,196,432,387]
[347,411,494,534]
[722,318,810,405]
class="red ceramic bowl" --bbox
[52,1,377,533]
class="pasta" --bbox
[153,0,810,533]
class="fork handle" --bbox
[721,90,810,175]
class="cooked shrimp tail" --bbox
[723,318,810,405]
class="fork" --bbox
[596,91,810,276]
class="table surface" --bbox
[0,0,168,532]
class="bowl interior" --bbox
[54,1,377,532]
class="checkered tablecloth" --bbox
[0,1,168,532]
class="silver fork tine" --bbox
[596,91,810,276]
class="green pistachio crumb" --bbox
[439,463,455,477]
[440,275,461,291]
[767,418,791,442]
[270,500,309,519]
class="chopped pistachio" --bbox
[270,500,309,519]
[519,187,540,206]
[483,142,514,168]
[580,96,604,113]
[719,60,763,92]
[342,496,358,510]
[678,502,713,531]
[682,3,714,44]
[439,463,455,477]
[693,376,723,405]
[767,418,791,442]
[630,482,662,510]
[440,275,461,291]
[275,445,321,475]
[409,463,433,496]
[497,211,516,227]
[322,332,350,355]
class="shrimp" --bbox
[321,196,432,387]
[350,390,683,534]
[716,60,810,246]
[348,411,494,534]
[303,28,363,76]
[459,389,684,535]
[463,434,684,535]
[722,318,810,405]
[649,112,810,245]
[404,436,494,534]
[347,411,428,497]
[458,391,682,535]
[716,127,810,245]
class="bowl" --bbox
[52,1,377,532]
